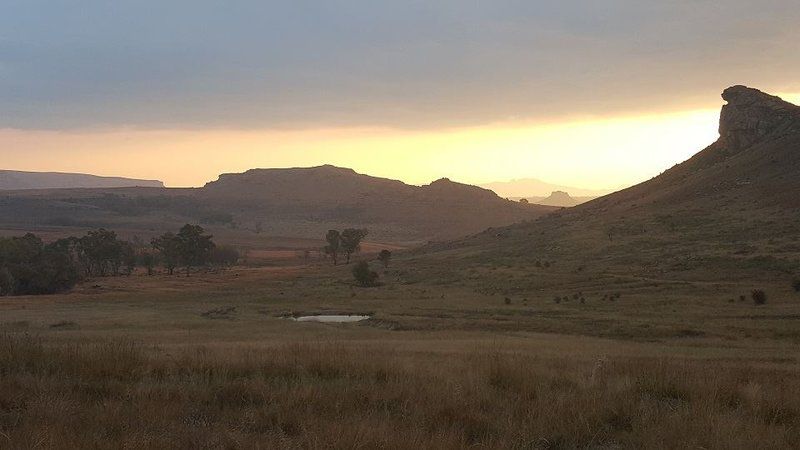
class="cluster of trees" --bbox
[0,234,80,295]
[0,224,238,297]
[151,224,216,276]
[322,228,397,287]
[324,228,368,265]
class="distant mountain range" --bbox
[0,165,556,242]
[480,178,614,198]
[0,170,164,190]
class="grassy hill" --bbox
[405,86,800,307]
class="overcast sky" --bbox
[1,1,798,188]
[3,0,799,130]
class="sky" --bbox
[1,1,799,188]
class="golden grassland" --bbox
[1,257,799,449]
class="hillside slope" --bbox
[0,170,164,190]
[411,86,800,292]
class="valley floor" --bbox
[1,263,799,449]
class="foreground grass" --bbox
[1,333,797,449]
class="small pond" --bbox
[292,315,371,323]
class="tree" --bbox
[152,232,181,275]
[176,224,215,276]
[378,249,392,269]
[325,230,341,265]
[139,251,157,276]
[352,261,379,287]
[120,241,136,275]
[519,198,529,204]
[77,228,123,276]
[340,228,368,265]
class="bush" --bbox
[752,290,767,305]
[352,261,379,287]
[793,279,800,293]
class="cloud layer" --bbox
[2,0,799,130]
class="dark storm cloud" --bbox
[1,0,798,129]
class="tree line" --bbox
[0,224,238,296]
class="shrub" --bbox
[352,261,379,287]
[793,279,800,293]
[504,297,512,305]
[752,290,767,305]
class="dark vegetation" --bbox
[752,289,768,305]
[378,249,392,268]
[0,224,235,296]
[352,261,380,287]
[0,234,79,295]
[324,228,368,265]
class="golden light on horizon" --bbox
[3,91,799,191]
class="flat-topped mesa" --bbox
[719,85,800,152]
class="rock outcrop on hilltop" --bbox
[719,85,800,152]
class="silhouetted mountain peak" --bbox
[719,85,800,152]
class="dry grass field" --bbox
[1,254,798,448]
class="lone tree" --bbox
[378,249,392,268]
[352,261,379,287]
[176,224,215,276]
[340,228,368,264]
[325,230,341,265]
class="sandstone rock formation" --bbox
[719,85,800,152]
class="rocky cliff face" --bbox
[719,85,800,152]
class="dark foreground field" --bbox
[1,262,799,449]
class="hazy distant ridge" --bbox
[480,178,613,198]
[0,170,164,190]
